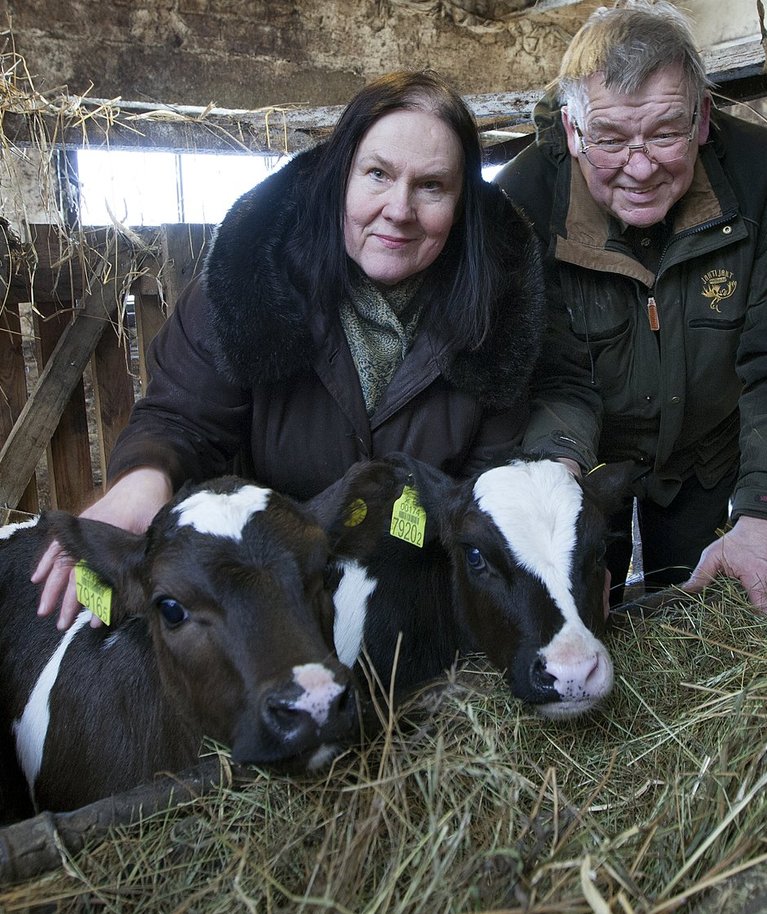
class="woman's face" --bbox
[343,108,464,286]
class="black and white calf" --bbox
[312,453,628,719]
[0,478,355,814]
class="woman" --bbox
[35,70,547,628]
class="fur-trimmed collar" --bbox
[203,145,545,411]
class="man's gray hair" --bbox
[557,0,710,125]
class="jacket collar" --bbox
[550,124,740,283]
[203,145,545,411]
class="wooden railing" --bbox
[0,223,213,517]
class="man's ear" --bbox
[561,106,581,158]
[697,92,712,145]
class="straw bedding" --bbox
[1,581,766,913]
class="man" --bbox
[496,0,767,609]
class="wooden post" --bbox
[160,223,212,316]
[0,301,38,514]
[0,240,140,512]
[34,301,94,511]
[90,316,136,490]
[133,274,167,395]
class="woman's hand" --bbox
[32,467,173,630]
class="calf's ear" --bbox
[42,511,147,613]
[581,461,637,516]
[307,453,451,554]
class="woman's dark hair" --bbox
[290,70,498,350]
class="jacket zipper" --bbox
[646,295,660,331]
[644,209,737,333]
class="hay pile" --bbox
[1,582,766,913]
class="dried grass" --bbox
[2,581,766,913]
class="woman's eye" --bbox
[465,546,487,572]
[157,597,189,628]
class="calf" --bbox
[0,478,355,814]
[311,454,628,719]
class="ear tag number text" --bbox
[390,485,426,548]
[75,561,112,626]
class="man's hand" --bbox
[682,515,767,611]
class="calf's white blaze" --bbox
[474,461,612,710]
[332,559,377,667]
[13,611,91,793]
[174,486,270,540]
[474,461,582,620]
[292,662,344,726]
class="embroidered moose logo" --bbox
[701,270,737,312]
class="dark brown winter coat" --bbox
[109,146,547,499]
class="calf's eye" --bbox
[157,597,189,628]
[464,546,487,572]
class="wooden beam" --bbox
[0,91,542,155]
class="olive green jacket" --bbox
[496,99,767,517]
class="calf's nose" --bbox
[263,673,355,745]
[232,662,357,768]
[545,652,600,698]
[543,650,612,702]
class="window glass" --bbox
[77,149,284,226]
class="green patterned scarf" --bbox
[339,273,425,415]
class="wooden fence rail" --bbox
[0,223,212,515]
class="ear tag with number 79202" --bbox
[389,484,426,548]
[74,561,112,626]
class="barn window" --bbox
[76,149,284,226]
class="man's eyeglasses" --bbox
[573,109,698,169]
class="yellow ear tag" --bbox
[389,485,426,548]
[344,498,368,528]
[74,561,112,626]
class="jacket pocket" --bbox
[688,316,745,331]
[571,317,630,344]
[694,411,740,489]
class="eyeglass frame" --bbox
[572,108,699,169]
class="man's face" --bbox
[562,66,710,228]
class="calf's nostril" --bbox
[529,656,557,693]
[265,698,312,736]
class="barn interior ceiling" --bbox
[1,0,766,161]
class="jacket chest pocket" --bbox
[562,271,635,344]
[682,251,749,329]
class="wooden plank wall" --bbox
[0,223,212,517]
